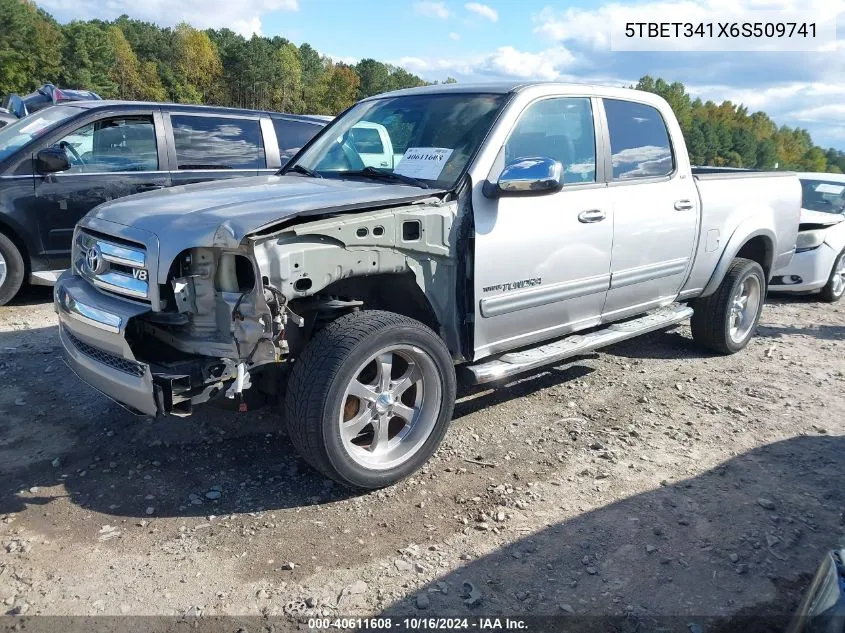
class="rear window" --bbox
[604,99,674,180]
[272,118,323,163]
[171,115,264,170]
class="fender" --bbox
[701,218,776,297]
[0,207,40,263]
[823,220,845,255]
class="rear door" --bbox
[600,98,699,320]
[33,108,168,264]
[165,112,264,186]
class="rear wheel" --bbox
[0,233,25,306]
[691,257,766,354]
[820,250,845,303]
[284,310,456,489]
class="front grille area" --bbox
[74,230,150,302]
[65,328,146,378]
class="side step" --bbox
[466,304,693,384]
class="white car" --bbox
[770,172,845,302]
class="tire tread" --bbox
[0,233,25,306]
[284,310,454,487]
[691,257,764,355]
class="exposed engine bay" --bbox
[125,198,463,416]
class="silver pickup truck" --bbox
[54,82,801,489]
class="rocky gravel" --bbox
[0,286,843,625]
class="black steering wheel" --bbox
[59,140,85,165]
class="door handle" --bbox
[137,183,165,192]
[578,209,606,223]
[674,199,694,211]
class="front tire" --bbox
[820,250,845,303]
[691,257,766,354]
[284,310,456,489]
[0,233,25,306]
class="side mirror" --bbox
[484,157,564,198]
[36,147,71,174]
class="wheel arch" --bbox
[0,215,31,277]
[701,228,775,297]
[289,271,462,355]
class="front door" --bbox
[34,111,168,266]
[600,98,699,320]
[472,96,614,359]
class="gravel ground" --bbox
[0,286,843,626]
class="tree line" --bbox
[1,0,843,173]
[634,77,845,173]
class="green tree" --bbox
[273,42,303,113]
[299,43,326,113]
[0,0,63,94]
[138,61,167,101]
[355,58,390,99]
[60,21,117,96]
[108,26,142,99]
[173,23,222,103]
[31,7,64,85]
[756,139,778,168]
[320,62,360,114]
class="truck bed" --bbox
[680,169,802,295]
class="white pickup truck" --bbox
[55,82,801,489]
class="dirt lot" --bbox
[0,287,843,627]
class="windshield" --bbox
[286,93,508,189]
[800,178,845,214]
[0,106,81,163]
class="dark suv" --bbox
[0,101,326,304]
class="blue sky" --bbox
[38,0,845,150]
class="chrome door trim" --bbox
[479,273,611,318]
[609,257,690,290]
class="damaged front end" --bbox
[57,194,459,419]
[128,246,300,416]
[56,225,299,417]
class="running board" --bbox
[466,304,693,384]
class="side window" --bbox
[53,116,158,173]
[504,97,596,184]
[172,115,264,170]
[350,127,385,154]
[604,99,674,180]
[272,119,322,164]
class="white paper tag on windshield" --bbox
[816,183,845,195]
[394,147,453,180]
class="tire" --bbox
[0,233,25,306]
[284,310,456,489]
[691,257,766,355]
[819,250,845,303]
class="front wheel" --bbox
[691,257,766,354]
[284,310,456,489]
[820,250,845,303]
[0,233,25,306]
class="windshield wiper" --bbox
[345,167,429,189]
[282,164,322,178]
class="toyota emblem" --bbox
[85,245,104,275]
